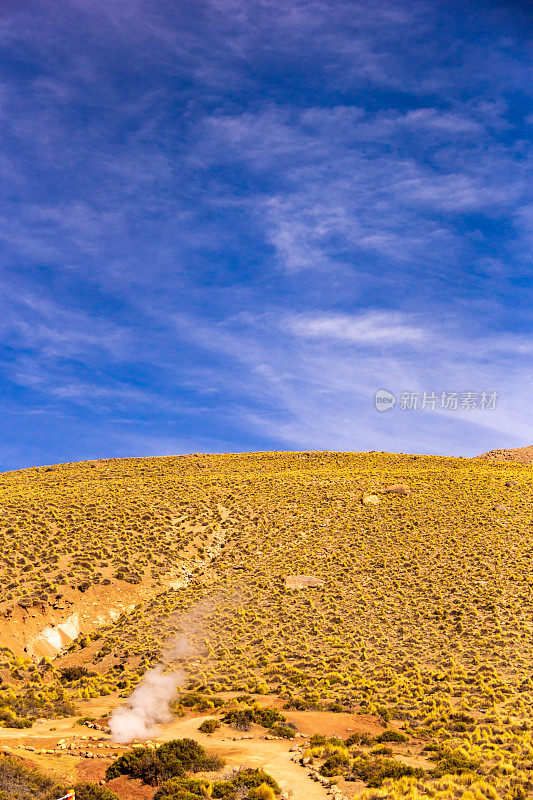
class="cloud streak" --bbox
[286,312,425,344]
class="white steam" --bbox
[109,665,183,743]
[109,596,225,744]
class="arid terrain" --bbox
[1,450,532,800]
[479,445,533,465]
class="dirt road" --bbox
[158,714,331,800]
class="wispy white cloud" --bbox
[0,0,531,469]
[158,309,533,455]
[0,292,133,360]
[285,311,425,344]
[194,99,527,278]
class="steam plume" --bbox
[109,594,227,743]
[109,665,183,743]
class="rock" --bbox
[122,572,141,584]
[285,575,324,589]
[362,493,380,505]
[382,484,411,494]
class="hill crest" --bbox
[478,444,533,464]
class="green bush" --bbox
[223,708,255,731]
[345,732,373,747]
[106,739,225,786]
[375,729,409,743]
[0,709,33,728]
[152,777,199,800]
[180,693,224,711]
[213,769,280,798]
[326,701,345,712]
[253,705,285,728]
[269,723,295,739]
[222,704,286,733]
[154,769,280,800]
[431,748,482,777]
[198,718,220,734]
[283,697,313,711]
[319,752,350,777]
[105,747,156,782]
[59,667,96,682]
[73,783,121,800]
[350,756,424,787]
[326,737,344,747]
[248,785,276,800]
[0,688,74,724]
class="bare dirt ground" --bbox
[282,710,382,738]
[105,776,155,800]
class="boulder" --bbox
[381,484,411,494]
[285,575,324,589]
[362,494,380,505]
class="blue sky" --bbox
[0,0,532,470]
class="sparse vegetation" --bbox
[0,754,62,800]
[350,755,425,786]
[152,766,280,799]
[1,451,532,800]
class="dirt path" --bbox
[0,712,331,800]
[0,692,378,800]
[156,714,331,800]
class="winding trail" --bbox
[157,714,331,800]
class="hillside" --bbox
[1,451,533,800]
[478,445,533,465]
